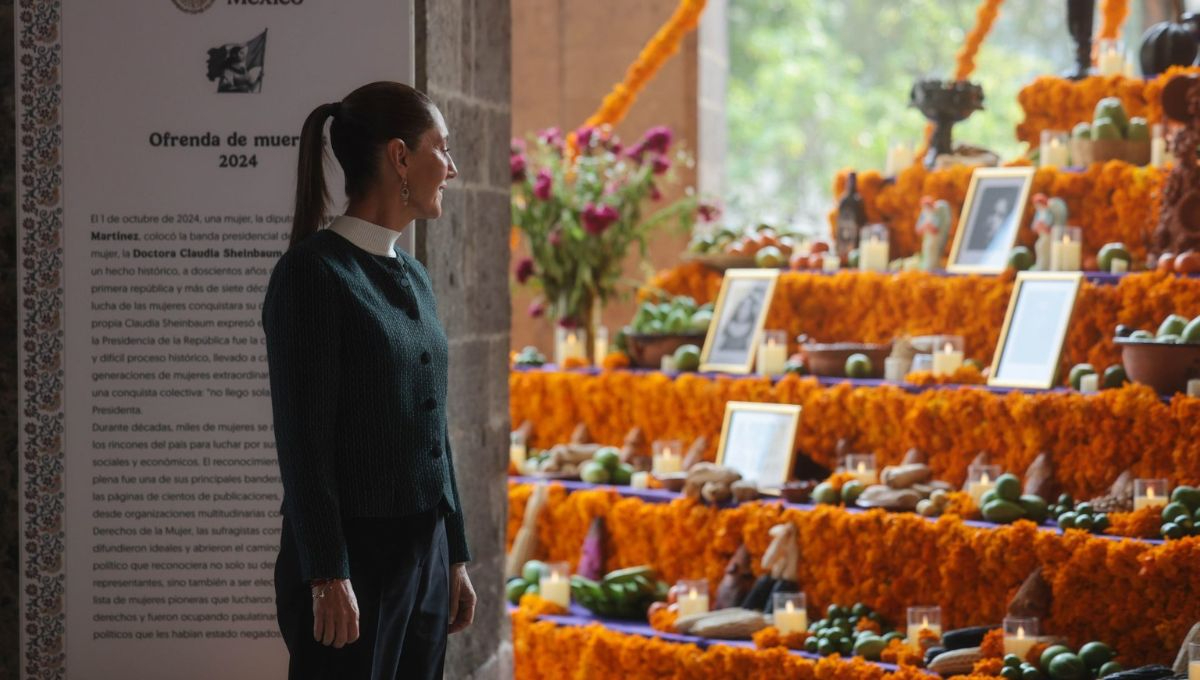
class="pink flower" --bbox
[549,228,563,247]
[533,169,553,201]
[649,183,662,201]
[575,125,595,149]
[626,142,647,163]
[697,202,721,223]
[582,203,620,236]
[511,138,526,154]
[608,140,623,155]
[510,154,527,182]
[528,300,545,318]
[641,126,673,154]
[515,257,535,284]
[651,154,671,175]
[538,127,563,147]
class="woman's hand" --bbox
[448,563,476,634]
[312,578,360,647]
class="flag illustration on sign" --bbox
[206,29,267,93]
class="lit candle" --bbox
[677,585,710,617]
[859,230,890,272]
[846,454,877,485]
[539,563,571,608]
[653,441,683,475]
[773,594,808,635]
[1049,227,1082,271]
[906,613,942,647]
[1133,479,1169,512]
[966,464,1000,507]
[968,472,993,506]
[630,471,650,489]
[1098,45,1123,76]
[556,328,586,366]
[822,253,841,272]
[1004,624,1037,657]
[931,341,963,376]
[756,330,788,376]
[509,432,527,468]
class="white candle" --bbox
[884,356,910,382]
[539,571,571,608]
[1098,49,1123,76]
[907,617,942,647]
[660,355,676,372]
[756,337,788,376]
[593,326,609,365]
[1189,379,1200,398]
[1004,625,1037,657]
[1134,486,1168,512]
[1041,138,1068,168]
[774,600,808,635]
[853,461,877,486]
[1152,136,1166,167]
[1190,661,1200,680]
[630,471,650,489]
[822,253,841,272]
[1123,59,1137,79]
[556,330,585,365]
[653,447,682,475]
[1050,234,1081,271]
[967,473,994,507]
[1110,258,1128,274]
[1079,373,1099,394]
[931,341,964,376]
[860,236,889,272]
[677,587,709,617]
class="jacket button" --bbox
[421,351,431,364]
[399,277,410,287]
[423,397,436,411]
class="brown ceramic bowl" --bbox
[625,333,707,369]
[1116,337,1200,394]
[800,341,892,378]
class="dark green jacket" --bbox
[262,229,469,582]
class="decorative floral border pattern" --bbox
[17,1,68,677]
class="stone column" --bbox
[414,1,513,678]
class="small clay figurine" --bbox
[915,196,952,271]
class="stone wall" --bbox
[415,0,513,678]
[1,0,18,676]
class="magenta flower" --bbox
[649,183,662,201]
[582,203,620,236]
[575,125,595,149]
[651,154,671,175]
[641,126,673,154]
[514,257,535,284]
[510,154,527,182]
[626,142,647,163]
[698,202,721,223]
[608,140,624,155]
[533,169,553,201]
[549,228,563,247]
[528,300,545,318]
[538,127,563,147]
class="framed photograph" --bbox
[988,271,1083,389]
[947,167,1036,274]
[699,268,780,373]
[715,401,802,494]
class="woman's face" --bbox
[405,107,458,219]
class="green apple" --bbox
[1091,117,1122,141]
[673,344,701,372]
[1127,117,1150,142]
[1072,121,1092,139]
[1008,246,1034,271]
[1158,314,1188,338]
[845,353,873,378]
[1181,316,1200,344]
[1094,97,1129,135]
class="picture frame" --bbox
[946,167,1036,274]
[699,268,780,373]
[715,401,802,495]
[987,271,1084,389]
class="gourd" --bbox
[1140,19,1199,78]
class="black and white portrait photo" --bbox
[948,168,1035,273]
[700,269,779,373]
[989,272,1082,389]
[207,29,267,93]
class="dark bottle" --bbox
[835,172,867,258]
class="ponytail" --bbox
[289,83,437,249]
[290,102,338,249]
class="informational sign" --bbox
[16,2,412,677]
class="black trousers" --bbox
[274,510,449,680]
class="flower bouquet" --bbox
[511,124,709,359]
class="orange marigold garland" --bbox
[568,0,707,155]
[1097,0,1130,41]
[1104,505,1163,539]
[752,625,808,651]
[979,628,1006,657]
[905,364,986,387]
[508,483,1200,666]
[880,638,925,666]
[954,0,1005,81]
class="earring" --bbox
[401,179,410,206]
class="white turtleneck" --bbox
[327,215,404,257]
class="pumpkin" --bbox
[1139,20,1199,78]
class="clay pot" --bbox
[800,341,892,378]
[1116,337,1200,394]
[624,332,707,369]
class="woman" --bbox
[262,82,476,679]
